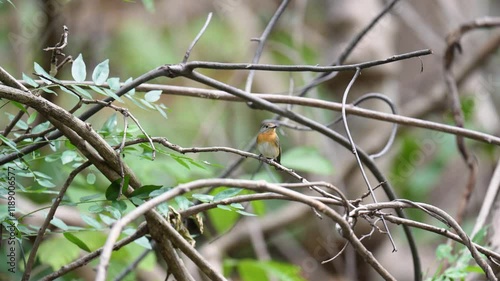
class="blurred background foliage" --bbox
[0,0,500,280]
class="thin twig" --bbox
[113,242,154,281]
[441,18,500,225]
[186,49,432,72]
[355,200,497,280]
[0,66,31,138]
[22,161,92,281]
[183,13,213,63]
[123,137,342,204]
[340,68,397,252]
[298,0,400,97]
[471,158,500,238]
[326,93,398,159]
[245,0,290,93]
[96,178,396,281]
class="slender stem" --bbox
[245,0,290,92]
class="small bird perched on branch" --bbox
[256,122,281,164]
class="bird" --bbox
[256,122,281,164]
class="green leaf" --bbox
[230,203,244,209]
[238,260,268,281]
[79,193,102,202]
[105,175,130,201]
[173,157,190,169]
[0,135,19,152]
[217,205,233,211]
[58,85,79,99]
[50,216,68,230]
[61,150,78,165]
[92,59,109,85]
[208,205,239,233]
[99,214,116,225]
[130,197,144,206]
[34,62,53,84]
[144,90,162,102]
[71,54,87,82]
[27,112,38,125]
[38,236,80,270]
[86,173,96,184]
[105,206,121,220]
[239,260,306,281]
[125,94,147,109]
[31,121,50,134]
[112,200,127,212]
[103,88,124,103]
[281,147,333,175]
[101,113,117,134]
[89,85,107,96]
[436,244,454,262]
[11,101,28,113]
[33,171,52,179]
[70,84,93,99]
[174,196,192,210]
[464,265,484,274]
[139,98,155,109]
[14,119,28,130]
[37,179,56,188]
[236,210,256,216]
[472,226,487,244]
[23,73,39,87]
[154,103,168,119]
[81,214,102,229]
[192,193,214,203]
[129,185,163,198]
[63,232,91,252]
[134,236,152,249]
[40,86,57,95]
[214,188,242,201]
[124,77,135,95]
[107,77,121,91]
[88,205,104,213]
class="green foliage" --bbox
[390,132,454,201]
[63,232,91,252]
[92,59,110,85]
[281,146,333,175]
[426,228,488,280]
[225,259,307,281]
[71,53,86,82]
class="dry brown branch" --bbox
[443,17,500,225]
[96,178,397,281]
[19,80,500,146]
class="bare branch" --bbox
[471,158,500,238]
[17,80,500,146]
[96,178,396,281]
[340,68,396,251]
[353,200,498,280]
[185,49,432,72]
[183,13,213,63]
[442,17,500,225]
[245,0,290,93]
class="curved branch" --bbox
[96,179,396,281]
